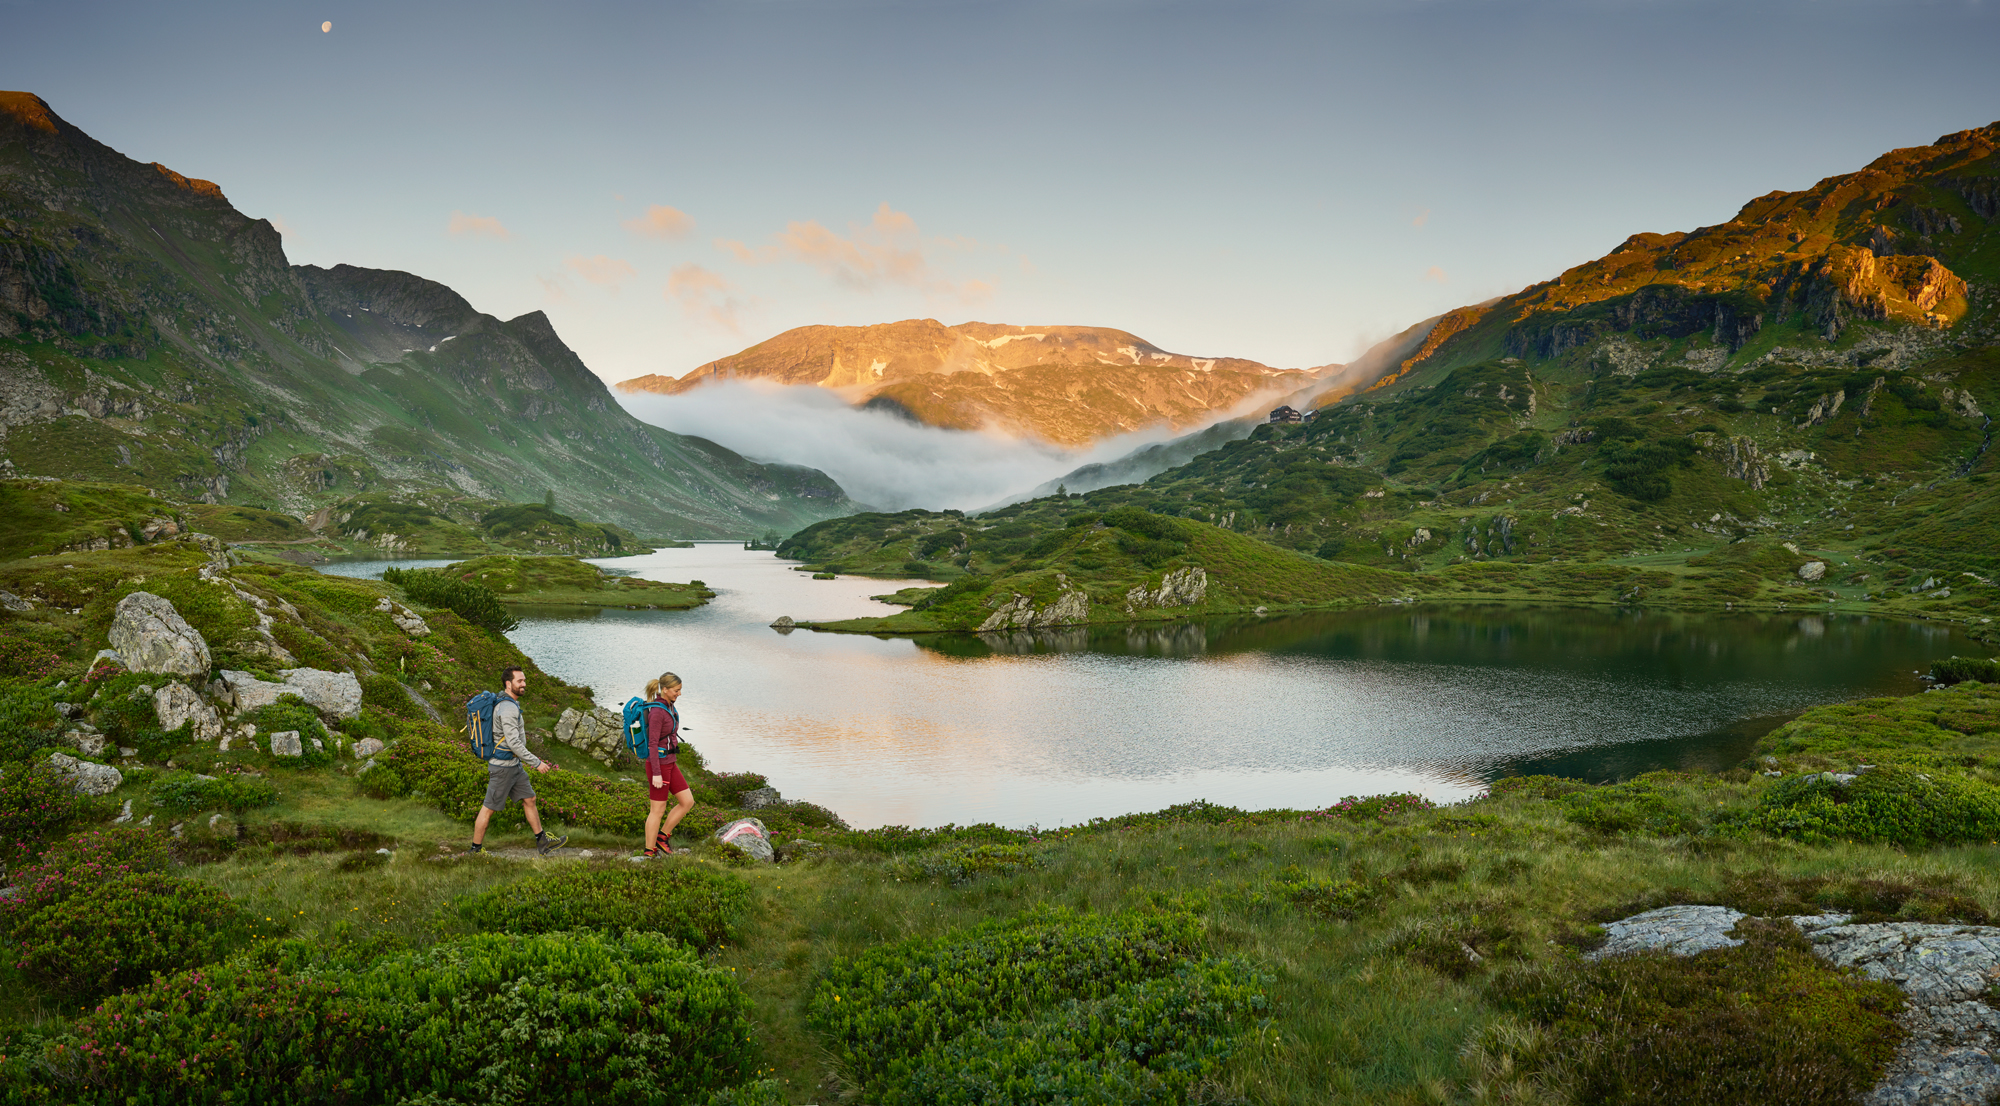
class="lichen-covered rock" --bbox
[770,615,796,629]
[47,752,121,796]
[215,670,291,714]
[554,706,626,765]
[374,596,431,636]
[267,730,304,757]
[715,817,774,862]
[60,730,106,758]
[107,592,211,677]
[740,786,784,810]
[153,682,222,741]
[352,737,386,759]
[1799,560,1829,582]
[1123,566,1208,613]
[277,668,363,718]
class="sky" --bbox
[7,0,2000,386]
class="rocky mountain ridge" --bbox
[616,318,1342,446]
[0,91,852,539]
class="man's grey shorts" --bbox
[483,762,536,810]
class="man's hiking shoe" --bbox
[536,833,569,856]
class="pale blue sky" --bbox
[8,0,1998,381]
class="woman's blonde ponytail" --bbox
[646,672,682,700]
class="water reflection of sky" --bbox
[321,547,1975,830]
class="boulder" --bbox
[60,730,107,758]
[1799,560,1828,582]
[277,668,363,718]
[267,730,304,757]
[555,706,627,765]
[770,615,796,629]
[153,682,223,741]
[374,597,431,636]
[715,817,774,863]
[215,670,291,714]
[47,752,122,796]
[740,786,785,810]
[107,592,211,677]
[0,590,32,612]
[352,737,386,759]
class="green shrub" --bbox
[1273,865,1382,919]
[835,822,1025,855]
[810,907,1205,1092]
[32,825,172,878]
[353,930,755,1104]
[0,635,65,679]
[1933,656,2000,685]
[891,842,1040,885]
[0,680,59,764]
[1563,779,1705,835]
[456,865,749,950]
[0,760,115,877]
[383,566,519,633]
[1486,919,1903,1105]
[150,769,279,814]
[893,960,1269,1106]
[39,960,374,1104]
[356,761,410,799]
[704,771,770,806]
[245,694,332,768]
[39,931,756,1105]
[1745,765,2000,846]
[1,868,252,1004]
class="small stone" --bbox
[740,786,785,810]
[154,682,223,742]
[353,737,386,758]
[113,799,134,824]
[61,729,107,757]
[268,730,304,757]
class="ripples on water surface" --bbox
[323,546,1974,829]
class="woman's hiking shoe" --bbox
[535,832,569,856]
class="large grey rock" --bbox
[47,752,122,796]
[1123,566,1208,614]
[1799,560,1829,582]
[267,730,304,757]
[975,586,1093,632]
[153,682,222,741]
[352,737,386,759]
[0,590,32,612]
[715,817,774,862]
[740,786,785,810]
[277,668,363,718]
[107,592,211,677]
[215,670,291,714]
[1588,904,1747,959]
[555,706,627,765]
[60,730,107,758]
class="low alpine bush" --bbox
[0,759,115,877]
[383,566,519,633]
[149,769,278,814]
[1,866,253,1004]
[1746,765,2000,847]
[389,724,648,832]
[890,842,1040,885]
[456,865,749,949]
[1933,655,2000,685]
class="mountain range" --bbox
[615,319,1347,446]
[0,92,852,541]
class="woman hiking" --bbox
[636,672,695,859]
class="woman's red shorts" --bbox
[648,762,689,801]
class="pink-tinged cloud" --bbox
[1422,266,1448,283]
[536,275,572,304]
[623,204,694,240]
[448,211,512,240]
[666,263,745,333]
[1412,209,1430,228]
[268,215,298,239]
[565,254,637,291]
[718,202,994,303]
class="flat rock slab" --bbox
[1600,907,2000,1106]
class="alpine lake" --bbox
[321,545,1981,830]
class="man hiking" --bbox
[469,665,569,856]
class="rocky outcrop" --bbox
[277,668,362,718]
[374,596,430,636]
[554,706,627,766]
[1803,389,1846,426]
[47,752,121,796]
[979,585,1094,631]
[153,681,222,741]
[60,729,106,757]
[715,816,774,863]
[1122,567,1208,615]
[212,670,290,714]
[1596,906,2000,1106]
[1721,436,1770,490]
[107,592,210,677]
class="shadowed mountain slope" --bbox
[0,92,852,539]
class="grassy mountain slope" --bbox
[0,91,852,540]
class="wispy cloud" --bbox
[268,214,298,239]
[716,203,992,304]
[623,204,694,240]
[1412,208,1430,228]
[666,263,745,332]
[565,254,637,292]
[536,275,572,304]
[448,211,512,240]
[1422,266,1448,284]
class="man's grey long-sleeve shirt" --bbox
[490,695,543,768]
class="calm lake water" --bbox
[322,546,1977,830]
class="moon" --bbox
[321,21,331,32]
